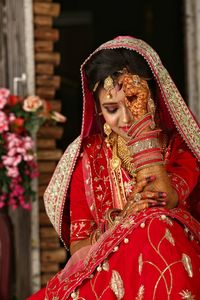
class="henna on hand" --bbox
[118,73,150,120]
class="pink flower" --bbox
[2,154,22,167]
[0,88,63,210]
[9,113,16,122]
[0,111,9,132]
[23,154,34,161]
[6,166,19,178]
[23,95,43,112]
[7,148,17,157]
[7,133,22,148]
[0,88,10,109]
[16,147,26,155]
[0,96,7,109]
[23,136,34,150]
[0,88,10,98]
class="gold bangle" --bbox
[105,208,122,227]
[90,229,100,245]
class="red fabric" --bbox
[34,208,200,300]
[167,134,199,194]
[29,134,200,299]
[70,134,199,242]
[65,216,200,299]
[70,158,97,242]
[164,132,200,222]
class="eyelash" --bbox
[105,107,118,114]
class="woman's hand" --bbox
[118,73,150,121]
[120,175,167,218]
[70,238,91,255]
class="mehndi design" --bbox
[118,73,150,120]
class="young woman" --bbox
[29,36,200,299]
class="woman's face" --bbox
[99,86,134,141]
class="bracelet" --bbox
[127,129,161,149]
[127,129,164,172]
[89,229,101,245]
[127,113,154,138]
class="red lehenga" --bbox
[28,36,200,300]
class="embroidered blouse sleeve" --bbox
[70,156,96,243]
[166,134,200,209]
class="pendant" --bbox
[110,157,121,170]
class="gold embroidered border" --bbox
[43,136,81,245]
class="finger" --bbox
[145,199,167,207]
[124,198,166,216]
[130,201,149,213]
[134,175,156,193]
[124,199,150,215]
[141,191,167,200]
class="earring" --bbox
[103,123,112,147]
[103,76,114,99]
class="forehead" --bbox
[98,88,108,102]
[99,89,125,106]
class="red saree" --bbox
[28,36,200,300]
[29,134,200,300]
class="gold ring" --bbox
[134,193,142,202]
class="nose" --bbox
[121,106,132,124]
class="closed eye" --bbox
[105,107,118,114]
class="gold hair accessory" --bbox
[104,123,112,147]
[103,76,114,99]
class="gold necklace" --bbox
[110,135,121,170]
[117,135,136,178]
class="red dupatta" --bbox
[43,36,200,249]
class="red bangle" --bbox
[127,113,153,137]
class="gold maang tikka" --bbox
[103,76,114,99]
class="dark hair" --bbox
[85,48,154,92]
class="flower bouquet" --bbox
[0,88,66,210]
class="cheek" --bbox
[102,112,118,129]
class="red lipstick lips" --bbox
[120,125,131,133]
